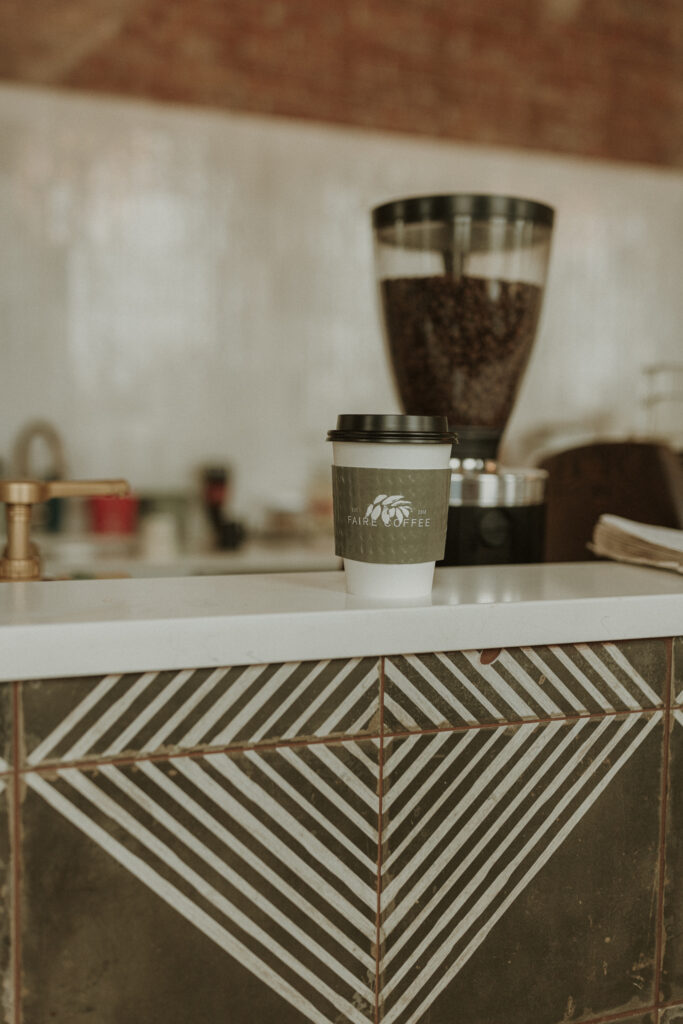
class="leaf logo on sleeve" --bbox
[365,494,413,526]
[332,466,448,559]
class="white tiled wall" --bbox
[0,84,681,516]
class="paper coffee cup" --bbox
[327,414,456,598]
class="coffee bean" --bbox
[381,275,543,429]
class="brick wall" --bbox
[0,0,681,168]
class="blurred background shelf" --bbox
[36,536,341,579]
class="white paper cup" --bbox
[327,414,456,599]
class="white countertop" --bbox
[1,562,682,681]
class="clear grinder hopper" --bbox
[372,194,555,564]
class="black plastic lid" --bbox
[327,414,457,444]
[372,194,554,231]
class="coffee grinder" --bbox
[372,194,554,565]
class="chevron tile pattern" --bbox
[14,637,679,1023]
[24,657,380,765]
[384,642,664,731]
[0,784,8,1015]
[674,629,683,732]
[663,706,683,1007]
[379,712,662,1024]
[27,739,380,1024]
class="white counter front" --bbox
[1,561,682,681]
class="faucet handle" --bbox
[44,479,130,500]
[0,479,129,504]
[0,478,130,581]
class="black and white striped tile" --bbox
[0,785,9,1019]
[675,636,683,729]
[379,712,663,1024]
[15,637,679,1023]
[384,641,666,731]
[23,657,380,765]
[24,739,379,1024]
[662,706,683,1007]
[0,681,11,773]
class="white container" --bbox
[328,414,455,600]
[139,511,180,563]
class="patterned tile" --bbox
[0,682,12,773]
[0,688,9,774]
[383,640,667,732]
[0,782,11,1023]
[662,710,683,1004]
[22,739,379,1024]
[674,637,683,708]
[609,1016,655,1024]
[661,1006,683,1022]
[379,712,663,1024]
[22,658,380,765]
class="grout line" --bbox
[375,656,384,1024]
[573,1004,657,1023]
[21,729,384,776]
[382,703,665,741]
[21,705,667,776]
[654,637,674,1010]
[11,682,22,1024]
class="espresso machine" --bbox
[372,194,554,565]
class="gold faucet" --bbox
[0,478,130,581]
[12,419,67,479]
